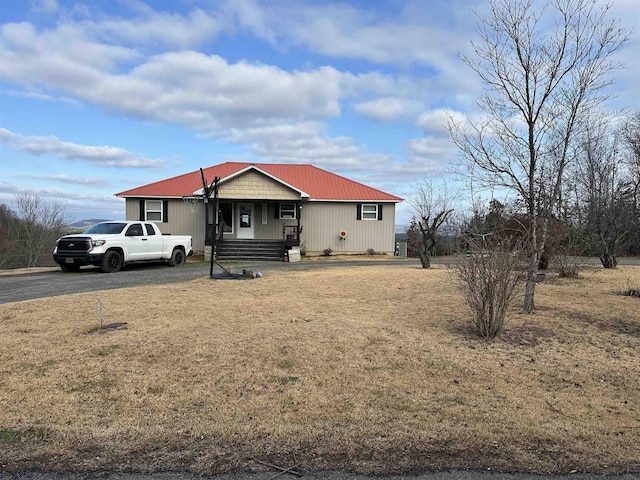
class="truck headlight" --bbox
[91,240,106,247]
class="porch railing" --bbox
[283,225,303,247]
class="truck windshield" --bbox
[83,223,128,235]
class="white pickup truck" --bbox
[53,221,193,273]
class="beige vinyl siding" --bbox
[300,202,396,254]
[220,171,300,200]
[253,202,295,239]
[125,198,205,252]
[125,196,398,254]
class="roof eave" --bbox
[306,198,403,203]
[115,194,185,199]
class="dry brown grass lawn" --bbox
[1,264,639,475]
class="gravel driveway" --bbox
[2,256,640,305]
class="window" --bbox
[357,203,383,221]
[279,203,296,219]
[145,223,156,235]
[139,199,168,222]
[145,200,162,221]
[84,222,127,235]
[125,224,144,236]
[239,204,251,227]
[361,204,378,220]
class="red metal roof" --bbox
[115,162,403,202]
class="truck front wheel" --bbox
[101,251,123,273]
[169,248,185,267]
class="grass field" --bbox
[1,263,639,475]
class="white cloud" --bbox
[0,2,480,131]
[0,21,139,86]
[416,109,463,135]
[223,0,475,68]
[96,52,343,129]
[0,181,18,194]
[407,137,450,161]
[46,175,106,186]
[223,121,436,189]
[92,8,224,50]
[0,14,348,130]
[30,0,59,15]
[405,108,471,174]
[226,0,276,44]
[353,97,416,122]
[0,128,162,168]
[225,122,376,170]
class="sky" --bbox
[0,0,638,226]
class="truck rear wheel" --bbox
[169,248,185,267]
[101,250,123,273]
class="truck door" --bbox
[144,223,164,259]
[124,223,148,260]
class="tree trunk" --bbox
[523,250,538,312]
[418,232,434,269]
[419,249,431,269]
[600,253,617,268]
[523,215,550,313]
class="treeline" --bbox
[405,112,640,267]
[0,192,68,269]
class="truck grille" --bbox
[57,237,92,252]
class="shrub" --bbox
[322,247,333,256]
[452,241,525,339]
[553,245,587,278]
[366,248,377,255]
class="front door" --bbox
[237,203,254,239]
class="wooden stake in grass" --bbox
[96,298,105,328]
[89,298,127,334]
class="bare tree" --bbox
[450,0,628,311]
[407,178,455,268]
[574,115,635,268]
[11,190,68,267]
[622,112,640,213]
[621,112,640,254]
[0,204,19,269]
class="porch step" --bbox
[217,239,285,261]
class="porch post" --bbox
[297,201,301,242]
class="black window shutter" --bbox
[274,203,280,219]
[139,200,145,221]
[356,203,362,220]
[163,200,169,223]
[378,203,383,221]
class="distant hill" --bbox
[69,219,111,229]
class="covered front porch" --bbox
[205,200,303,261]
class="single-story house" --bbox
[115,162,403,259]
